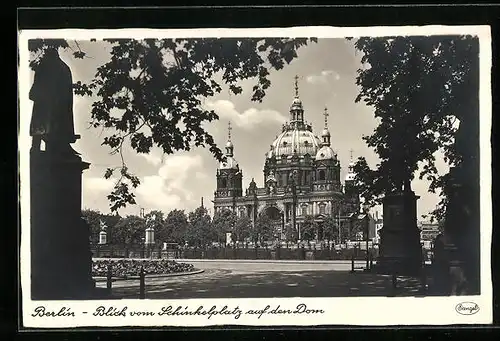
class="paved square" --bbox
[96,260,429,299]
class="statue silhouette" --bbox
[29,47,79,155]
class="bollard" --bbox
[350,252,355,273]
[392,274,397,291]
[106,263,113,292]
[420,263,428,294]
[420,270,427,294]
[139,267,145,299]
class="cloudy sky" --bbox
[26,38,448,219]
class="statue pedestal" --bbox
[30,150,96,300]
[375,191,422,276]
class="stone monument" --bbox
[29,47,96,300]
[441,165,480,295]
[375,190,422,276]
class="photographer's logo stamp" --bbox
[455,302,480,315]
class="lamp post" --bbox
[280,211,284,242]
[337,208,341,246]
[141,237,145,259]
[363,203,370,270]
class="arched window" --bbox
[221,178,227,188]
[319,169,326,181]
[301,205,308,216]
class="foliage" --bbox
[92,259,194,277]
[163,209,189,244]
[349,35,479,220]
[113,215,146,245]
[186,206,213,247]
[212,208,237,244]
[285,223,298,243]
[301,215,317,242]
[322,215,339,242]
[253,212,273,244]
[81,209,102,244]
[348,215,366,241]
[232,216,252,243]
[28,38,316,212]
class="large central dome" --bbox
[268,124,322,159]
[267,77,325,160]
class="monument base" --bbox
[375,191,423,277]
[30,150,98,300]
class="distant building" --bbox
[418,221,440,242]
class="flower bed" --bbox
[92,259,195,278]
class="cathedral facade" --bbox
[212,77,361,241]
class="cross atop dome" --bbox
[323,107,329,128]
[225,121,234,157]
[294,75,299,97]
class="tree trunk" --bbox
[442,42,480,295]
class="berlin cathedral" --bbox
[213,77,361,241]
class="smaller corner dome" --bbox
[315,146,336,161]
[219,156,239,170]
[321,128,331,137]
[225,140,234,148]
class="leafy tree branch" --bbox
[28,37,315,212]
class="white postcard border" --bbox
[18,25,493,328]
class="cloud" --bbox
[205,100,286,130]
[136,175,182,210]
[83,177,115,192]
[136,154,204,212]
[306,70,341,84]
[139,152,163,166]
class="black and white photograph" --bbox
[18,26,492,327]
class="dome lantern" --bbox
[289,75,304,125]
[219,121,239,170]
[321,107,331,146]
